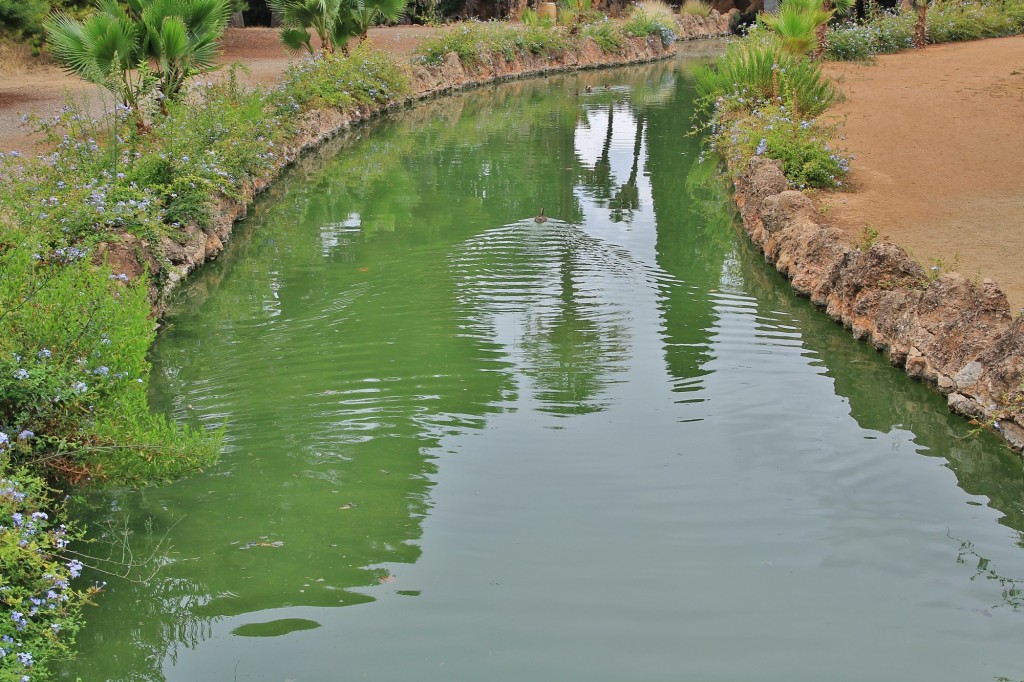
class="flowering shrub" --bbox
[623,7,678,46]
[0,468,96,682]
[827,2,1024,62]
[927,1,1019,43]
[0,231,220,485]
[710,102,850,189]
[276,43,411,112]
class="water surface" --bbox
[60,51,1024,682]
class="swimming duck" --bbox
[534,208,548,223]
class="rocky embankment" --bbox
[97,13,731,313]
[734,157,1024,451]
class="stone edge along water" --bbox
[731,156,1024,452]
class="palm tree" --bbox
[130,0,232,107]
[44,1,145,111]
[759,0,831,55]
[812,0,853,59]
[910,0,928,48]
[267,0,408,56]
[44,0,231,117]
[344,0,409,42]
[758,0,853,58]
[267,0,342,54]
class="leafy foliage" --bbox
[693,36,838,118]
[709,102,850,188]
[759,0,832,55]
[0,0,49,41]
[267,0,410,55]
[581,18,624,52]
[623,4,679,45]
[0,468,96,682]
[827,1,1024,61]
[275,42,410,109]
[413,21,572,66]
[43,0,231,115]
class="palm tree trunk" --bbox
[810,0,831,60]
[914,1,926,47]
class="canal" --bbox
[60,50,1024,681]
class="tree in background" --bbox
[0,0,50,44]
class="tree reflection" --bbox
[516,229,630,416]
[63,58,707,681]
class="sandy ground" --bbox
[820,36,1024,311]
[2,30,1022,309]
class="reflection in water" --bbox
[453,221,633,416]
[59,57,1024,682]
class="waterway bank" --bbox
[729,155,1024,452]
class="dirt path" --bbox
[820,36,1024,312]
[3,31,1022,311]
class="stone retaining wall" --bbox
[733,156,1024,451]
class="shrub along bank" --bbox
[0,12,730,679]
[693,0,1024,452]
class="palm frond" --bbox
[367,0,410,23]
[280,26,314,54]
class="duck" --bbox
[534,208,548,223]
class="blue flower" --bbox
[755,138,768,156]
[17,430,33,441]
[67,559,83,578]
[14,368,29,380]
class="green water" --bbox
[60,51,1024,682]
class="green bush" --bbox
[693,38,838,117]
[826,1,1024,62]
[711,103,850,189]
[623,7,679,45]
[413,21,575,67]
[277,43,411,110]
[0,231,219,484]
[517,23,571,55]
[927,1,1017,43]
[869,9,915,52]
[0,466,95,682]
[1006,0,1024,30]
[825,20,880,60]
[414,22,500,66]
[582,19,625,52]
[0,0,48,40]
